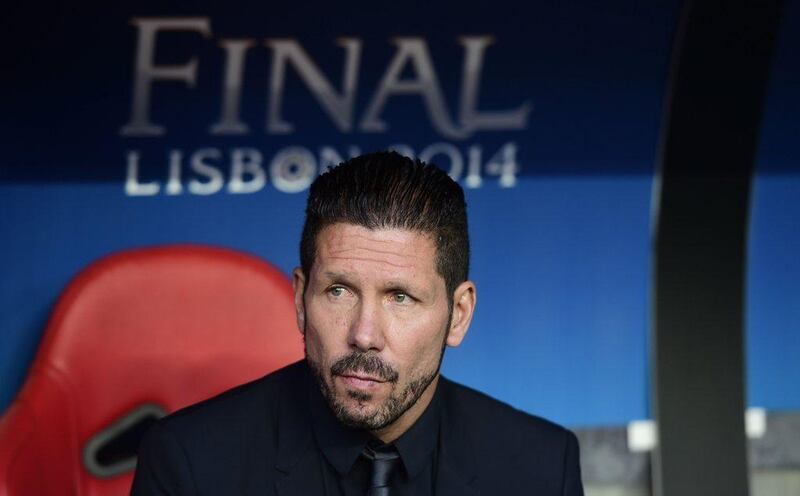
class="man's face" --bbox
[293,223,472,434]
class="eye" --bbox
[328,286,347,297]
[391,292,410,304]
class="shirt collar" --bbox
[309,375,442,478]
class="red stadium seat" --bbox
[0,245,304,495]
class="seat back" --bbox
[0,245,304,495]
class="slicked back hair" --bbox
[300,151,470,300]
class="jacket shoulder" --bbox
[132,360,307,494]
[156,359,305,435]
[439,377,583,495]
[440,376,570,440]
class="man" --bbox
[132,151,584,495]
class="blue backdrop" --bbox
[1,0,797,428]
[746,0,800,413]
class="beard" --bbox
[305,310,450,431]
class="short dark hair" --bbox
[300,151,470,298]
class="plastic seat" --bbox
[0,245,304,495]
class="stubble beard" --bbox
[304,310,451,431]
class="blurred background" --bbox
[0,1,797,495]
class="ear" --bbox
[446,280,476,347]
[292,267,306,335]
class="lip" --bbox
[336,373,386,389]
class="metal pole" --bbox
[651,1,783,495]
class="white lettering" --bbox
[121,142,521,196]
[166,150,183,195]
[210,39,256,135]
[361,38,465,139]
[188,148,224,194]
[124,150,160,196]
[266,38,362,133]
[465,145,483,188]
[458,37,530,133]
[228,148,266,193]
[120,17,211,136]
[270,146,317,193]
[485,142,519,187]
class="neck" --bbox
[371,374,440,443]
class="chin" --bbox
[333,389,394,430]
[339,387,382,415]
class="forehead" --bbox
[314,223,438,278]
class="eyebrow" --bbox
[382,280,413,291]
[319,271,362,289]
[322,271,352,282]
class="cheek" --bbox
[390,315,448,370]
[304,323,324,355]
[305,305,351,358]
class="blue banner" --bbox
[1,0,741,429]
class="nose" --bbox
[347,297,386,352]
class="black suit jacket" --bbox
[132,360,584,495]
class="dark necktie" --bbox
[361,441,401,496]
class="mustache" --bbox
[330,352,399,383]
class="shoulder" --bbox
[439,375,571,442]
[438,377,583,494]
[142,361,307,445]
[154,360,306,437]
[132,361,309,494]
[136,361,307,468]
